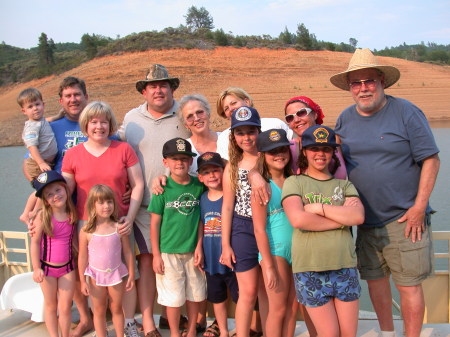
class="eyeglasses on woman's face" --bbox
[285,107,312,124]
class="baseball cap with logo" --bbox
[162,137,197,158]
[257,129,291,152]
[197,152,224,172]
[33,170,66,198]
[301,125,339,148]
[230,106,261,130]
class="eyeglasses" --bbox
[349,79,378,91]
[185,110,206,123]
[284,108,312,124]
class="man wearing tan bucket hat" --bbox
[332,49,440,337]
[119,64,190,337]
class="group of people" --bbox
[18,48,439,337]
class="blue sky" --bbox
[1,0,449,50]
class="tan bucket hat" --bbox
[136,64,180,93]
[330,48,400,91]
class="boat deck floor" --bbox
[1,309,450,337]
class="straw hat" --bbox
[330,48,400,91]
[136,64,180,93]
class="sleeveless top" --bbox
[41,216,74,264]
[84,227,128,286]
[234,168,252,218]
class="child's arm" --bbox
[194,220,204,271]
[30,211,44,283]
[220,164,236,269]
[151,175,168,196]
[251,192,278,290]
[28,145,52,172]
[120,234,135,291]
[78,229,90,296]
[248,168,270,206]
[150,213,164,275]
[283,195,344,231]
[304,197,364,227]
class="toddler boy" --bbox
[18,88,57,223]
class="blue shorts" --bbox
[206,271,239,304]
[293,267,361,307]
[231,213,259,272]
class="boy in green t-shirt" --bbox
[149,137,206,337]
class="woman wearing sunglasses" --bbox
[284,96,347,179]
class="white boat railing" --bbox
[0,230,449,323]
[0,231,32,290]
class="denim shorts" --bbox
[231,213,259,272]
[293,267,361,307]
[206,271,239,304]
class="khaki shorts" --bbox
[356,215,434,286]
[134,206,151,255]
[156,253,206,307]
[25,157,53,180]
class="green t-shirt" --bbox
[282,174,359,273]
[148,175,204,253]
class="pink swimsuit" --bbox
[84,228,128,286]
[40,216,75,278]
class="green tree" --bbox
[296,23,313,50]
[184,6,214,31]
[279,26,294,44]
[214,29,229,46]
[38,32,55,65]
[81,34,98,59]
[349,37,358,50]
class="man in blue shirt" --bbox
[331,49,440,337]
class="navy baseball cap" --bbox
[197,152,224,172]
[162,137,197,158]
[257,129,291,152]
[302,125,339,148]
[231,106,261,130]
[33,171,66,198]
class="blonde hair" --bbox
[79,101,118,137]
[228,126,261,192]
[17,88,43,107]
[216,87,254,119]
[40,182,77,237]
[84,184,119,233]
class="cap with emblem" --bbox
[33,170,66,198]
[301,125,339,148]
[162,137,197,158]
[231,106,261,130]
[257,129,291,152]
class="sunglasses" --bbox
[349,79,378,91]
[185,110,206,123]
[285,107,312,124]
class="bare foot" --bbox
[70,320,94,337]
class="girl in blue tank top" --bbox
[252,129,298,337]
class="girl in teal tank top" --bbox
[253,129,298,337]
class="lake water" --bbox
[0,128,449,313]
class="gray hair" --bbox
[177,94,211,124]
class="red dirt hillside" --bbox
[1,47,449,147]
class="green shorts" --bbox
[356,215,434,286]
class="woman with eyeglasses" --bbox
[177,94,219,174]
[284,96,347,179]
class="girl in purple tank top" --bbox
[31,170,77,337]
[78,184,135,337]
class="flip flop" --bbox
[203,320,220,337]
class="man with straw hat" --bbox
[331,49,440,337]
[119,64,190,337]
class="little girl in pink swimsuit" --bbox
[78,184,135,337]
[31,170,77,337]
